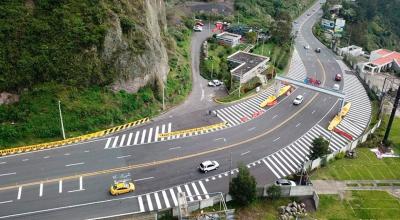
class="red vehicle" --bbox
[304,77,321,86]
[335,73,342,81]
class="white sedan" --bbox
[293,95,304,105]
[199,160,219,173]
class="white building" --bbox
[360,49,400,74]
[337,45,364,57]
[216,32,242,48]
[227,51,269,83]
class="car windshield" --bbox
[200,163,205,168]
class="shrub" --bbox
[229,164,257,206]
[335,151,346,160]
[266,185,281,200]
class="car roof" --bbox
[201,160,213,166]
[296,95,303,99]
[277,179,290,183]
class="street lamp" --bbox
[58,100,66,140]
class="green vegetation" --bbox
[310,136,330,160]
[229,164,257,206]
[0,1,193,148]
[266,185,282,200]
[311,148,400,180]
[322,0,400,51]
[232,198,291,220]
[310,191,400,219]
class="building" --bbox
[227,51,270,83]
[361,49,400,74]
[337,45,364,57]
[216,32,242,47]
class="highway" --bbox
[0,2,371,219]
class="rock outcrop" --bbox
[102,0,169,93]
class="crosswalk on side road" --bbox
[104,123,172,149]
[136,181,209,212]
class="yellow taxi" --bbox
[110,181,135,196]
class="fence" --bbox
[308,119,382,171]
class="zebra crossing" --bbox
[260,66,371,179]
[216,49,307,126]
[136,180,210,212]
[104,123,172,149]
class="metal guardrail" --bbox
[0,117,149,156]
[157,122,228,139]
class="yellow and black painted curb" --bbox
[0,117,149,156]
[157,122,228,139]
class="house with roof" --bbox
[360,49,400,74]
[227,51,270,83]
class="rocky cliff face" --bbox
[102,0,169,93]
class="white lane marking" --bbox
[119,134,126,147]
[184,184,194,202]
[84,150,90,153]
[17,186,22,200]
[162,190,171,208]
[64,153,70,156]
[169,146,181,150]
[133,131,140,145]
[0,162,6,165]
[248,127,256,131]
[154,126,159,142]
[22,159,29,162]
[262,159,280,178]
[111,136,119,148]
[272,114,278,119]
[191,182,202,200]
[79,176,83,190]
[161,124,166,141]
[65,162,85,167]
[296,123,301,127]
[104,138,112,149]
[140,129,147,144]
[59,180,62,193]
[154,192,162,210]
[241,151,250,156]
[127,133,133,146]
[39,183,43,197]
[201,88,205,101]
[116,155,131,159]
[312,110,316,114]
[43,156,50,159]
[0,200,13,205]
[135,177,154,182]
[167,123,172,140]
[138,196,145,212]
[0,172,16,177]
[169,188,178,206]
[147,128,153,143]
[198,181,209,199]
[146,194,153,211]
[214,138,226,142]
[273,137,281,142]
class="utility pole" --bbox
[383,84,400,148]
[58,100,66,140]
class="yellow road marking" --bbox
[0,57,328,192]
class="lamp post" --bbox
[58,100,66,140]
[383,84,400,148]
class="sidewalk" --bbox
[313,179,400,198]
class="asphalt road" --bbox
[0,2,354,219]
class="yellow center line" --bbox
[0,57,327,192]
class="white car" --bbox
[275,179,296,186]
[212,79,222,86]
[293,95,304,105]
[304,45,310,50]
[193,25,203,32]
[208,81,216,87]
[199,160,219,173]
[333,83,340,91]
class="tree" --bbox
[266,185,281,200]
[229,164,257,206]
[309,136,330,160]
[245,31,257,44]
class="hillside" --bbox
[0,0,192,147]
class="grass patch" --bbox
[360,183,374,187]
[311,191,400,219]
[231,198,292,220]
[346,183,359,187]
[376,183,392,187]
[311,148,400,180]
[390,117,400,154]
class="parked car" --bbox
[199,160,219,173]
[335,73,342,81]
[212,79,222,86]
[293,95,304,105]
[333,83,340,91]
[193,25,203,32]
[275,179,296,186]
[304,45,310,50]
[315,48,321,53]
